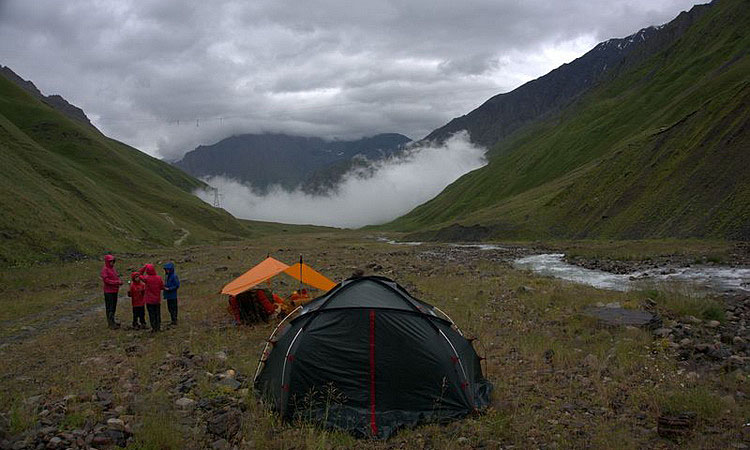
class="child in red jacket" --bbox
[128,272,147,329]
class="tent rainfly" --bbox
[221,256,336,297]
[254,275,493,438]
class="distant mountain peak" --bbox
[174,132,412,193]
[0,65,95,129]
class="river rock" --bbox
[216,377,241,390]
[684,316,703,325]
[175,397,195,409]
[211,439,230,450]
[707,320,721,328]
[657,412,696,438]
[207,409,242,439]
[654,328,672,338]
[107,418,125,431]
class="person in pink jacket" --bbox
[100,254,123,329]
[139,264,165,332]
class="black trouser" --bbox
[146,303,161,332]
[104,292,118,326]
[132,306,146,327]
[167,298,178,325]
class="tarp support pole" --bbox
[299,254,303,292]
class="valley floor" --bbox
[0,233,748,449]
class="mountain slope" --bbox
[0,72,254,265]
[424,3,711,151]
[388,0,750,240]
[174,133,411,192]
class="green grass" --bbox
[0,235,745,448]
[640,288,726,322]
[0,75,272,266]
[385,0,750,241]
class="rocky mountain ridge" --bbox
[424,2,712,151]
[0,66,95,128]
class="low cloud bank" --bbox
[195,132,486,228]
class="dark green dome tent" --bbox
[254,276,492,438]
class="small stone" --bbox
[48,436,62,447]
[212,438,230,450]
[694,343,711,353]
[684,316,702,325]
[24,395,43,406]
[216,351,228,361]
[91,435,112,446]
[679,338,693,347]
[224,369,236,379]
[62,394,78,403]
[175,397,195,409]
[706,320,721,328]
[734,336,746,346]
[653,328,672,338]
[457,437,469,444]
[107,418,125,431]
[605,302,621,309]
[583,353,599,368]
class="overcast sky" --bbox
[0,0,700,160]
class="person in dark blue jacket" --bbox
[163,262,180,326]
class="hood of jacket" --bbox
[144,264,156,276]
[104,254,115,268]
[163,262,174,273]
[131,272,142,282]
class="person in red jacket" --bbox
[100,254,123,329]
[139,264,164,332]
[128,272,147,329]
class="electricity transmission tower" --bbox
[212,188,222,208]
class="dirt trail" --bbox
[159,212,190,246]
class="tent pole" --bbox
[299,254,303,292]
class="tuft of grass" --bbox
[129,393,184,450]
[657,386,730,419]
[640,288,725,322]
[7,401,36,435]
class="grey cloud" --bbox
[0,0,700,160]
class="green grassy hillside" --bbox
[0,75,257,265]
[388,0,750,240]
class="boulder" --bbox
[207,409,242,439]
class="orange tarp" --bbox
[283,263,337,292]
[221,257,290,296]
[221,257,336,296]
